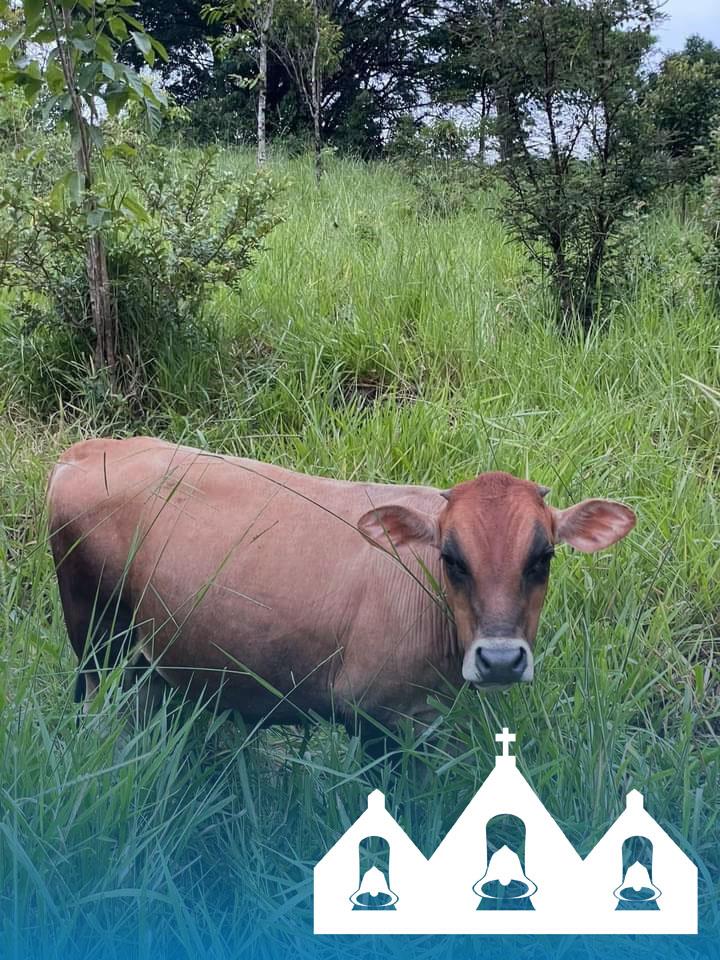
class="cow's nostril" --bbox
[477,648,493,670]
[475,645,528,683]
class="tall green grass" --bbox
[0,152,718,959]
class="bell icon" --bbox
[473,845,538,911]
[614,860,661,910]
[350,865,399,910]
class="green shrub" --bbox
[0,139,282,419]
[700,129,720,302]
[386,116,488,218]
[647,39,720,183]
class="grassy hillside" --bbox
[0,152,718,959]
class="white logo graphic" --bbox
[313,729,697,935]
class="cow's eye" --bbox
[527,548,554,581]
[441,551,469,580]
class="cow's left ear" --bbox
[552,499,636,553]
[357,505,439,550]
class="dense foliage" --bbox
[5,1,718,329]
[119,0,720,326]
[133,0,435,156]
[492,0,663,325]
[648,35,720,182]
[700,129,720,303]
[0,132,281,417]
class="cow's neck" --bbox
[430,568,463,673]
[396,558,463,683]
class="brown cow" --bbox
[47,437,635,733]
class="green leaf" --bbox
[69,122,83,156]
[150,37,169,63]
[125,70,144,98]
[95,34,115,63]
[46,54,65,94]
[105,87,129,116]
[131,30,154,66]
[142,80,165,108]
[86,207,109,229]
[144,97,163,137]
[3,30,24,51]
[24,0,44,31]
[66,170,85,205]
[116,12,144,31]
[102,141,136,161]
[88,124,104,149]
[70,37,94,54]
[41,92,72,121]
[49,177,67,212]
[76,61,99,93]
[108,16,128,42]
[130,30,151,56]
[16,71,42,103]
[120,194,150,222]
[101,61,115,81]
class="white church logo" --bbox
[313,729,697,935]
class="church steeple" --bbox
[495,727,517,767]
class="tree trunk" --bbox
[311,0,322,181]
[496,91,512,162]
[548,229,575,329]
[582,215,609,328]
[257,0,274,165]
[494,0,513,163]
[478,94,489,165]
[87,232,117,373]
[49,0,117,381]
[85,225,118,380]
[74,142,117,377]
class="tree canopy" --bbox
[648,34,720,180]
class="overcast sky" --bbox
[655,0,720,52]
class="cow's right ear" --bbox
[552,498,636,553]
[357,505,439,550]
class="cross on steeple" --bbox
[495,727,516,758]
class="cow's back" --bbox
[48,437,452,723]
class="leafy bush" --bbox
[0,138,282,418]
[386,116,487,218]
[700,129,720,302]
[647,37,720,183]
[159,93,257,147]
[0,86,32,149]
[484,0,666,329]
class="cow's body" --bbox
[48,437,636,733]
[47,437,457,729]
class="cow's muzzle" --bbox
[462,638,534,687]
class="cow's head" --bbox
[357,472,635,689]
